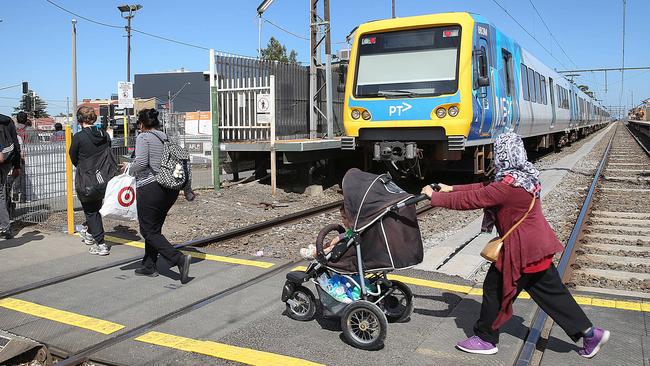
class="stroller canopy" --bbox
[331,169,423,273]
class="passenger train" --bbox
[340,12,610,177]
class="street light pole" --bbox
[71,19,78,129]
[118,4,142,83]
[256,0,276,58]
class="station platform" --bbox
[220,138,341,152]
[0,230,645,365]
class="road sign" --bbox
[256,94,272,125]
[256,94,271,114]
[118,81,134,109]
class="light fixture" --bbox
[257,0,276,15]
[448,106,459,117]
[361,110,371,120]
[351,109,361,119]
[435,107,447,118]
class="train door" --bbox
[500,49,516,131]
[548,77,556,129]
[476,32,494,136]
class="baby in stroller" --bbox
[299,205,351,260]
[281,168,438,350]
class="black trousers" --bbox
[136,182,181,269]
[80,199,105,244]
[475,264,592,345]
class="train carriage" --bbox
[340,12,609,177]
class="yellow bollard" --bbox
[123,116,128,147]
[65,125,74,234]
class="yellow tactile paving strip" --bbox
[0,298,124,334]
[101,235,275,269]
[136,331,324,366]
[291,266,650,313]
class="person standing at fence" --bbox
[51,123,65,142]
[12,112,29,203]
[0,114,22,239]
[69,107,117,256]
[126,108,191,283]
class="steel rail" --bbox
[0,200,342,300]
[57,260,297,366]
[625,121,650,156]
[514,125,618,366]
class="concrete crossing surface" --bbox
[0,229,645,365]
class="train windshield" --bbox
[354,26,461,98]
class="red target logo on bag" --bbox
[117,187,135,207]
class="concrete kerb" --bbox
[417,125,615,278]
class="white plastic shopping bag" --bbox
[100,172,138,221]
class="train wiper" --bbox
[378,90,421,98]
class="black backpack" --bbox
[75,130,118,201]
[0,116,17,163]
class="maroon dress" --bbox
[430,181,564,328]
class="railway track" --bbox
[0,200,344,365]
[516,121,650,365]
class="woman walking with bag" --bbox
[420,132,609,359]
[126,108,191,283]
[70,107,117,255]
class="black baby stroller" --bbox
[281,168,437,350]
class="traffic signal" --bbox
[24,96,32,113]
[22,81,28,94]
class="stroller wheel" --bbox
[381,280,414,323]
[341,300,387,350]
[285,286,317,321]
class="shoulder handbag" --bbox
[480,195,536,262]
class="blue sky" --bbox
[1,0,647,116]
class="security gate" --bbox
[217,75,276,142]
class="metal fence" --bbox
[10,139,68,223]
[215,53,344,140]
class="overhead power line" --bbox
[44,0,252,55]
[490,0,568,69]
[527,0,577,68]
[262,17,310,41]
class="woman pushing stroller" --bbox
[421,132,609,359]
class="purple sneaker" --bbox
[456,335,498,355]
[579,327,610,358]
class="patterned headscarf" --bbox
[480,132,540,233]
[493,132,541,197]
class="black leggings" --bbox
[80,199,105,244]
[136,182,181,269]
[475,264,592,345]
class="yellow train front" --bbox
[341,12,609,177]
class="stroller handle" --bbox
[390,184,440,211]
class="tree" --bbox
[14,90,49,118]
[261,37,298,64]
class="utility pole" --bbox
[392,0,396,18]
[620,0,626,112]
[71,19,78,129]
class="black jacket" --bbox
[69,126,111,167]
[0,114,23,170]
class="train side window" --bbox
[521,64,529,101]
[534,71,541,104]
[541,76,547,105]
[502,49,513,96]
[527,68,536,103]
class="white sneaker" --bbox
[300,244,317,260]
[88,244,101,255]
[96,244,110,256]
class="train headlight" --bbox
[351,109,361,120]
[435,107,447,119]
[448,106,459,117]
[361,110,372,120]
